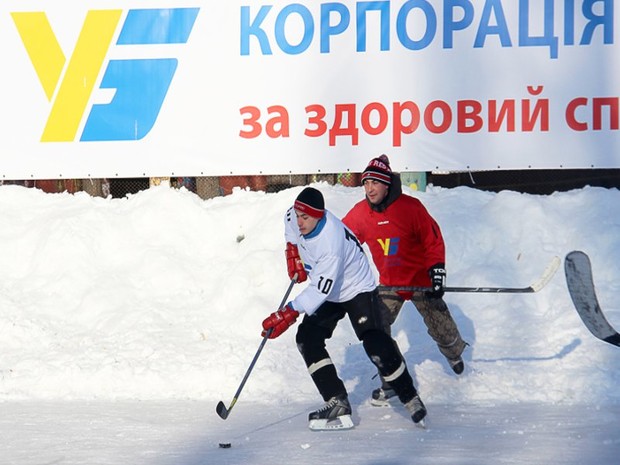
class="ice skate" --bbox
[370,387,397,407]
[308,395,354,431]
[405,395,427,427]
[448,356,464,375]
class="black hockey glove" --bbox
[427,263,446,299]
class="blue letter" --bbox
[321,3,351,53]
[397,0,436,51]
[275,4,314,54]
[444,0,474,48]
[475,0,512,48]
[357,1,390,52]
[581,0,613,45]
[240,6,273,55]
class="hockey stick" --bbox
[216,274,298,420]
[565,251,620,347]
[379,256,561,294]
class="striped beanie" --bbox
[361,154,392,185]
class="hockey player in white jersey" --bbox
[261,187,427,430]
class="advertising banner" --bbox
[1,0,618,180]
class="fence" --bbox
[1,169,618,198]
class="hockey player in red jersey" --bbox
[343,155,467,406]
[261,187,427,430]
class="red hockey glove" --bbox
[427,263,446,299]
[285,242,307,283]
[261,305,299,339]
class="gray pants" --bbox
[378,289,467,362]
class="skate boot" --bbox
[448,356,464,375]
[308,394,354,431]
[405,395,427,427]
[370,387,397,407]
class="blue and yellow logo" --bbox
[377,237,399,256]
[12,8,199,142]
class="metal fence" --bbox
[1,169,618,198]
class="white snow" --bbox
[1,182,619,464]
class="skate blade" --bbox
[308,415,354,431]
[414,417,427,429]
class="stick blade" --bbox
[216,401,229,420]
[530,255,561,292]
[565,251,620,347]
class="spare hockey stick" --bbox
[216,274,298,420]
[565,251,620,347]
[379,256,561,294]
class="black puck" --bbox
[219,443,231,449]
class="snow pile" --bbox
[0,183,618,406]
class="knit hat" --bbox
[294,187,325,218]
[361,154,392,185]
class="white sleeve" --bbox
[283,206,299,245]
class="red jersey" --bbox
[343,192,445,287]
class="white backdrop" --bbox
[1,0,619,180]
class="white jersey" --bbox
[284,207,377,315]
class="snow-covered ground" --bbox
[1,182,619,464]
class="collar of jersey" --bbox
[303,214,327,239]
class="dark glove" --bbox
[427,263,446,299]
[285,242,307,283]
[261,305,299,339]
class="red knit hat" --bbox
[361,154,392,185]
[294,187,325,218]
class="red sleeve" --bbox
[342,202,366,244]
[409,199,445,270]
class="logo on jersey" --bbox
[377,237,399,256]
[12,8,199,142]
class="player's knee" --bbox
[361,329,400,372]
[296,322,328,357]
